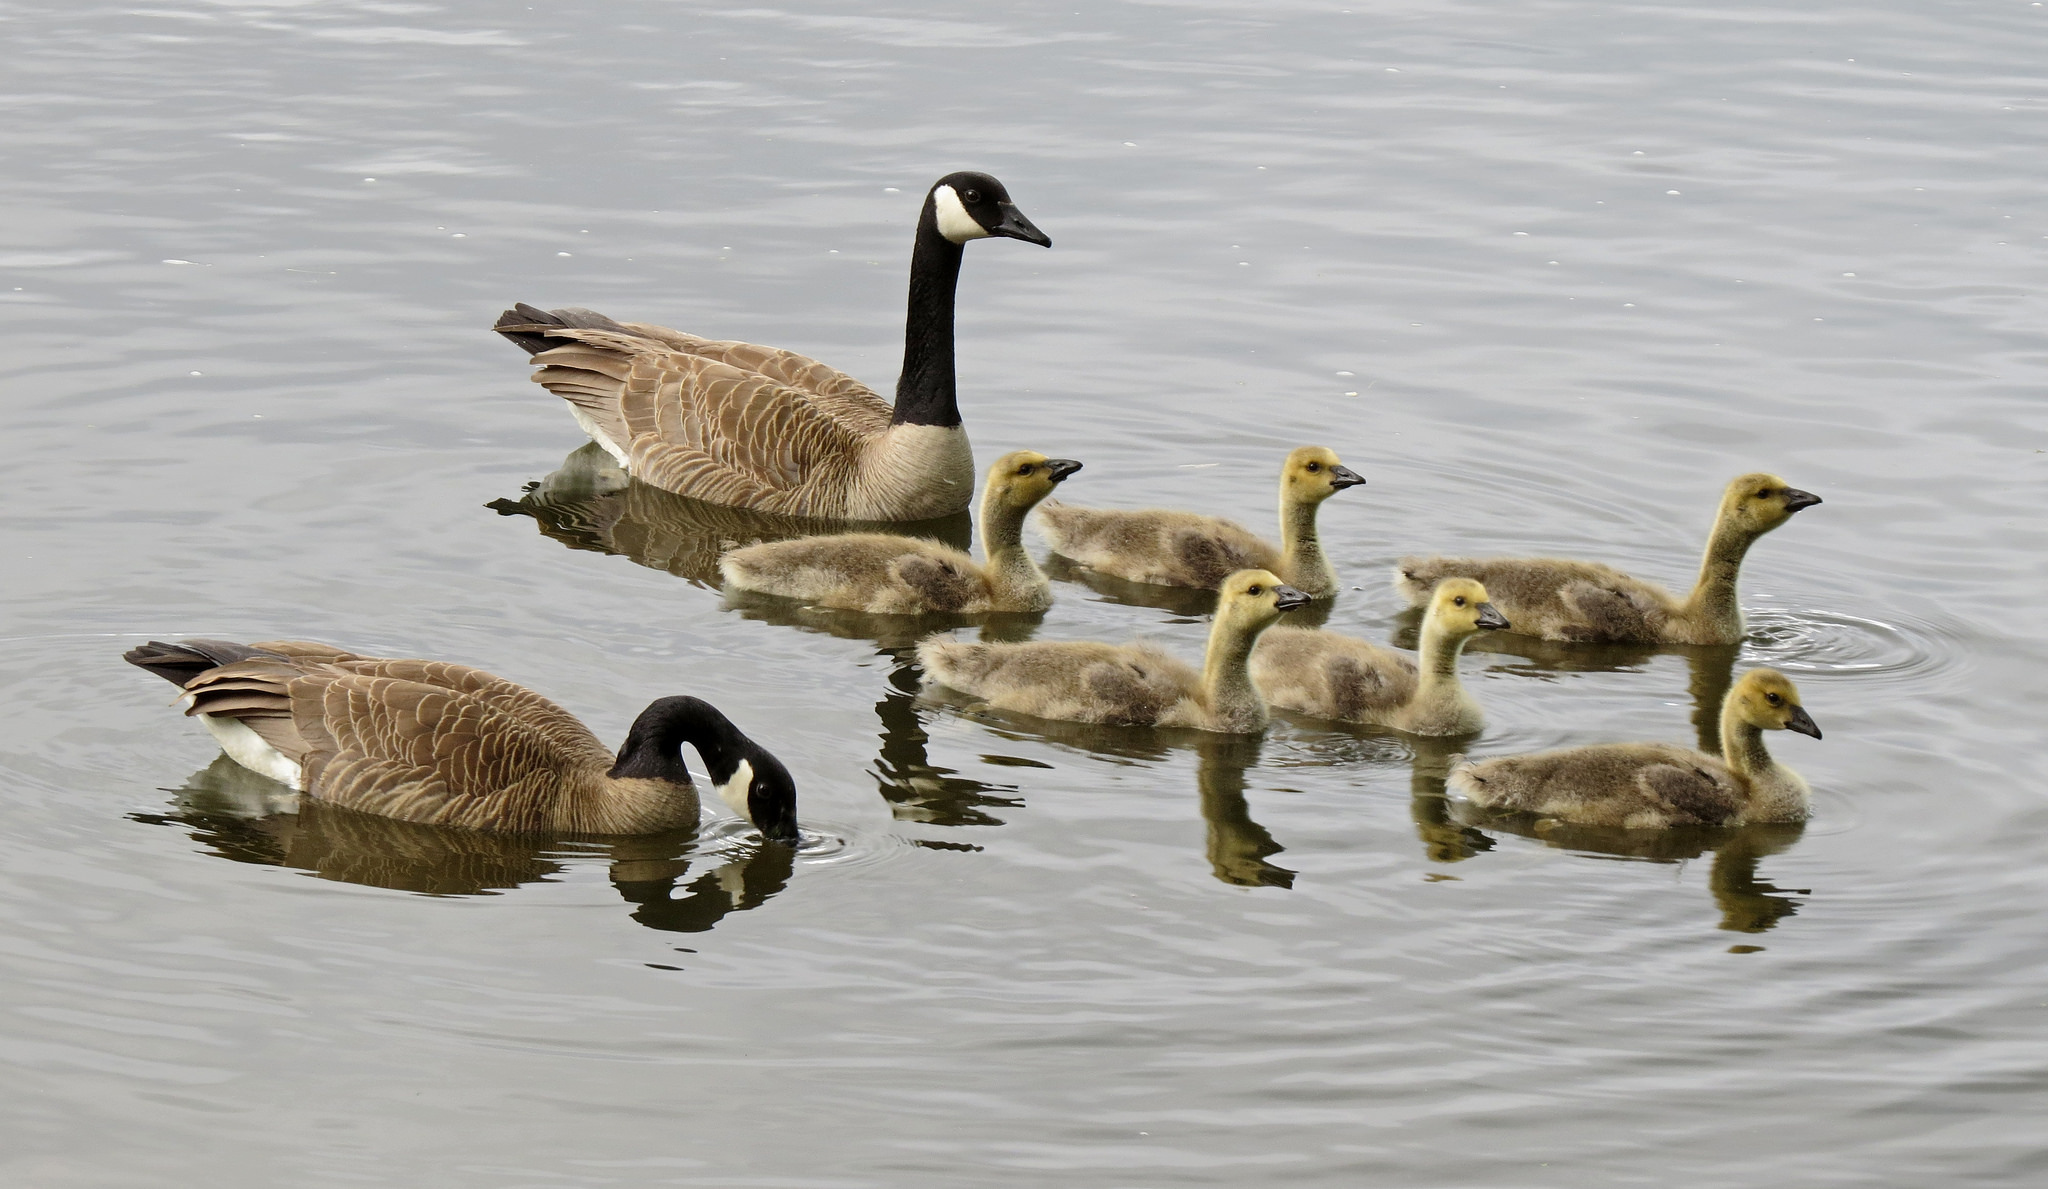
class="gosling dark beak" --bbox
[1327,464,1367,490]
[1272,584,1312,612]
[1044,458,1083,483]
[1475,602,1510,631]
[988,202,1051,248]
[1785,704,1822,739]
[1782,488,1822,513]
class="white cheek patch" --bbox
[931,185,989,244]
[715,757,755,818]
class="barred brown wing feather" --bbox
[326,658,613,769]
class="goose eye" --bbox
[963,188,982,203]
[1016,464,1034,475]
[1766,691,1782,706]
[1305,461,1320,472]
[1248,584,1263,595]
[1453,596,1467,607]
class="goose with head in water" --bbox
[1035,446,1366,597]
[917,569,1310,733]
[1252,577,1509,735]
[124,639,798,840]
[494,172,1050,521]
[719,450,1082,614]
[1394,473,1821,645]
[1448,668,1822,828]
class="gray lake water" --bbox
[4,1,2045,1184]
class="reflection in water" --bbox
[1394,609,1740,753]
[1405,733,1498,864]
[136,756,793,933]
[489,442,972,588]
[1043,553,1336,629]
[1195,733,1293,889]
[872,650,1025,827]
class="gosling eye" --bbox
[1755,489,1773,499]
[1453,596,1467,607]
[1016,464,1034,475]
[1765,691,1783,706]
[963,188,982,203]
[1247,584,1263,596]
[1305,461,1321,472]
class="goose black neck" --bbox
[610,696,734,785]
[892,212,967,428]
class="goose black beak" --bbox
[1044,458,1083,483]
[1475,602,1510,631]
[988,202,1051,248]
[1272,585,1312,612]
[1782,488,1823,513]
[1785,704,1822,739]
[1328,464,1367,490]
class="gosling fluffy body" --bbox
[1253,578,1509,735]
[719,451,1081,614]
[1395,473,1821,645]
[1448,668,1821,828]
[917,569,1310,733]
[1035,446,1365,597]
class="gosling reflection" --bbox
[871,649,1026,827]
[1406,732,1497,864]
[138,756,792,932]
[489,442,971,588]
[1392,608,1740,753]
[1194,733,1294,889]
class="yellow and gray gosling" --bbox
[493,171,1050,521]
[1394,473,1821,645]
[718,451,1081,614]
[916,569,1310,733]
[1252,577,1509,735]
[1035,445,1365,597]
[1447,668,1821,828]
[122,639,799,840]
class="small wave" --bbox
[695,815,918,871]
[1743,607,1963,684]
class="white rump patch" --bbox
[715,757,755,819]
[931,185,988,244]
[569,406,631,468]
[199,714,304,790]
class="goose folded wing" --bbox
[323,658,615,769]
[631,332,889,417]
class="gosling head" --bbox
[983,450,1083,512]
[1719,472,1823,536]
[1728,668,1821,739]
[1216,568,1312,628]
[1280,445,1366,506]
[1427,577,1511,637]
[927,172,1052,247]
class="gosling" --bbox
[1394,473,1821,645]
[1035,445,1365,597]
[917,569,1309,733]
[1447,668,1822,828]
[719,451,1082,614]
[1252,577,1509,735]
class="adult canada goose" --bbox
[1035,446,1365,597]
[719,450,1082,613]
[124,639,798,840]
[917,569,1310,733]
[1448,668,1822,828]
[493,171,1050,521]
[1394,473,1820,645]
[1252,577,1509,735]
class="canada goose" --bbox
[493,171,1050,521]
[1447,668,1822,828]
[1035,446,1365,597]
[917,569,1310,733]
[718,451,1081,613]
[1394,473,1820,645]
[124,639,798,840]
[1253,577,1510,734]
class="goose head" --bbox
[1719,472,1823,536]
[1280,445,1366,506]
[611,697,800,843]
[927,172,1051,247]
[1216,568,1312,632]
[983,449,1082,514]
[1427,577,1510,637]
[1728,668,1821,739]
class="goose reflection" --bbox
[489,442,971,588]
[136,756,793,933]
[1392,608,1740,753]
